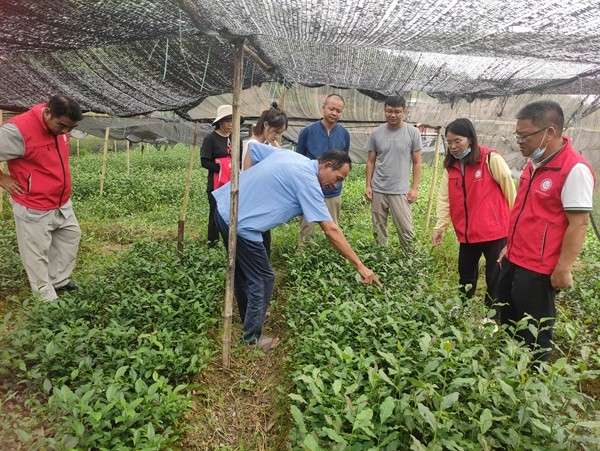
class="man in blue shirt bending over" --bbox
[296,93,351,243]
[212,143,381,351]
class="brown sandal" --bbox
[256,335,280,351]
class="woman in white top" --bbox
[242,102,288,170]
[242,102,288,256]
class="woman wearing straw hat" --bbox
[201,105,244,247]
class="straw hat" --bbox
[212,104,245,126]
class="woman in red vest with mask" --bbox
[432,118,516,312]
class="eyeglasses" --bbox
[445,137,467,147]
[513,127,549,142]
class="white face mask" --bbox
[529,130,548,160]
[453,147,471,160]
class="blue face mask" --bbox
[452,147,471,160]
[529,130,548,160]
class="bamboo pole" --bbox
[126,140,130,175]
[177,123,200,261]
[222,38,245,369]
[100,127,110,196]
[425,127,443,230]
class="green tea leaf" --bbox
[479,408,493,434]
[577,421,600,428]
[73,420,85,437]
[332,379,342,396]
[417,403,437,430]
[147,422,155,441]
[115,365,129,379]
[289,393,307,404]
[291,405,307,434]
[106,384,118,402]
[380,396,395,423]
[322,427,346,444]
[498,380,517,403]
[440,392,459,410]
[303,433,320,450]
[530,418,551,434]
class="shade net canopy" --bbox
[1,0,600,115]
[1,0,598,236]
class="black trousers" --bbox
[207,192,220,245]
[498,259,556,361]
[457,238,506,308]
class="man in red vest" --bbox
[0,95,83,301]
[497,100,595,361]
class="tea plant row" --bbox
[0,241,225,449]
[280,235,600,449]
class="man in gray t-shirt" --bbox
[365,96,422,251]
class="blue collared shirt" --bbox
[213,142,332,242]
[296,120,350,198]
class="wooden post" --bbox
[100,127,110,196]
[425,127,443,230]
[222,38,245,369]
[126,140,130,176]
[177,123,200,260]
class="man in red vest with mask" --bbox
[497,100,595,362]
[0,95,84,301]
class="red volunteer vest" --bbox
[6,104,72,211]
[507,137,595,274]
[447,146,511,243]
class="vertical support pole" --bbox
[222,37,245,369]
[425,127,442,230]
[100,127,110,196]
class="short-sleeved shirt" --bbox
[213,142,332,242]
[296,120,350,198]
[531,159,594,211]
[561,163,594,211]
[0,123,26,160]
[365,122,422,194]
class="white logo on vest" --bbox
[540,179,553,191]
